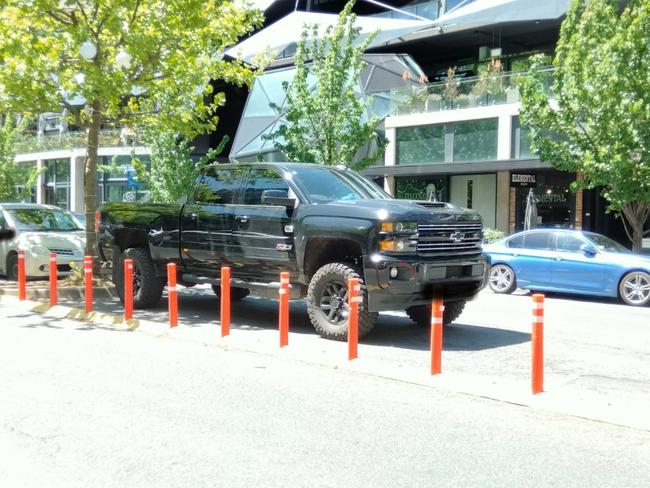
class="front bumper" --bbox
[363,253,489,312]
[23,252,82,278]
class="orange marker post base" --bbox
[124,258,134,321]
[430,299,444,375]
[220,266,231,337]
[532,293,544,394]
[49,252,58,307]
[167,263,178,328]
[17,250,26,301]
[279,272,290,347]
[84,256,93,313]
[348,277,360,361]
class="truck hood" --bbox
[312,199,481,224]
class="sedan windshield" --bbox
[290,166,392,203]
[9,208,82,232]
[585,232,630,253]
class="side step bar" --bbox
[180,273,302,300]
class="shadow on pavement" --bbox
[365,320,530,352]
[506,288,623,307]
[53,290,531,352]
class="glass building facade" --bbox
[396,118,498,165]
[230,54,424,163]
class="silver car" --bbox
[0,203,86,280]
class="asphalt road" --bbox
[55,286,650,386]
[2,305,650,488]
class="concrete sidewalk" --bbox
[3,294,648,432]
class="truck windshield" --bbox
[289,167,392,203]
[8,208,82,232]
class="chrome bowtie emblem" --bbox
[449,231,464,243]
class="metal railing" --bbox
[14,129,139,154]
[377,67,554,117]
[372,1,441,20]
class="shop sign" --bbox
[510,173,536,187]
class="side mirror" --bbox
[261,189,296,209]
[580,243,597,257]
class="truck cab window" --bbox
[242,168,291,205]
[194,167,245,205]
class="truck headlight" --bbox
[380,222,417,233]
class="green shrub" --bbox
[483,228,505,244]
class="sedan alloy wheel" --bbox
[619,271,650,306]
[488,264,516,294]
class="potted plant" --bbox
[442,66,459,110]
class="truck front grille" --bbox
[417,222,483,255]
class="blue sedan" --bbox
[483,229,650,306]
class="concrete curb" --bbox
[2,294,648,433]
[0,283,117,301]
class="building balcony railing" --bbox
[14,129,140,155]
[380,67,554,118]
[372,1,441,21]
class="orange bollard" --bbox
[430,298,444,375]
[279,272,290,347]
[167,262,178,328]
[49,252,57,307]
[220,266,231,337]
[348,277,360,360]
[84,256,93,313]
[532,293,545,394]
[124,258,134,320]
[17,250,26,301]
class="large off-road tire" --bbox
[405,300,466,327]
[6,252,18,281]
[115,247,165,309]
[211,284,250,302]
[307,262,377,340]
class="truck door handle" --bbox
[555,256,563,261]
[236,215,249,224]
[189,212,198,221]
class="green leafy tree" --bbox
[0,1,263,265]
[0,115,39,201]
[132,131,229,203]
[266,0,384,170]
[519,0,650,251]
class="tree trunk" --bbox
[631,224,643,253]
[621,203,649,253]
[84,100,101,275]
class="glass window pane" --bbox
[523,232,554,250]
[396,125,445,164]
[242,168,289,205]
[507,235,524,248]
[452,119,498,162]
[244,82,275,117]
[195,167,246,205]
[557,233,585,252]
[395,176,448,201]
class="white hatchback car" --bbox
[0,203,86,280]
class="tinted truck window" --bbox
[194,167,245,205]
[242,168,290,205]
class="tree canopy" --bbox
[519,0,650,250]
[265,0,384,170]
[0,0,263,261]
[0,0,263,136]
[0,115,39,201]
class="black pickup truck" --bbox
[97,163,488,339]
